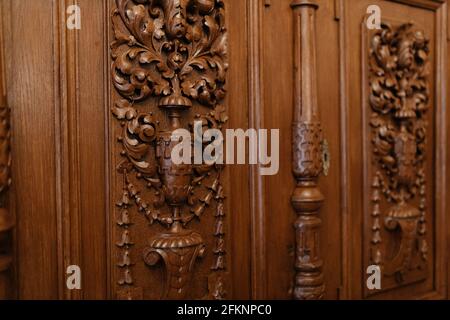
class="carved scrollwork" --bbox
[368,22,429,285]
[111,0,228,300]
[111,0,227,106]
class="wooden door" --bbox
[339,0,448,300]
[1,0,252,300]
[0,0,449,300]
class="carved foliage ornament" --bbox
[111,0,228,300]
[112,0,227,105]
[368,23,429,285]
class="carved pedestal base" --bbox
[384,203,420,281]
[143,224,205,299]
[292,181,325,300]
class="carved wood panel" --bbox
[110,0,229,300]
[340,0,447,299]
[0,0,448,301]
[366,22,430,293]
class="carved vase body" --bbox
[144,115,205,300]
[157,130,193,207]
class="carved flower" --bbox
[167,51,186,70]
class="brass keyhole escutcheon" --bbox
[321,139,330,177]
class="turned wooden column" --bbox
[290,0,325,300]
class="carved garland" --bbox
[368,23,429,284]
[111,0,228,300]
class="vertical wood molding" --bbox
[337,0,350,299]
[1,0,111,299]
[0,1,13,299]
[54,0,83,299]
[105,0,113,301]
[248,0,267,300]
[446,0,450,300]
[290,0,325,300]
[432,1,447,299]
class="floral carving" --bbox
[111,0,227,106]
[368,23,429,284]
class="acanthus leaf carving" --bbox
[111,0,227,107]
